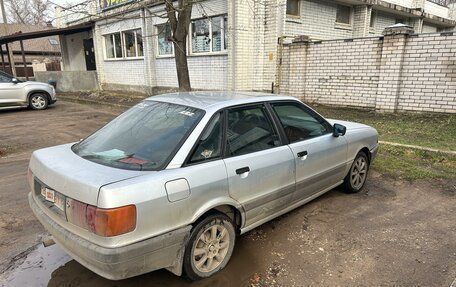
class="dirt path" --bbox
[0,101,455,286]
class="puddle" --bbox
[1,237,262,287]
[2,244,71,287]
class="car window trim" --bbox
[183,110,226,167]
[222,102,285,159]
[264,102,290,145]
[269,100,333,144]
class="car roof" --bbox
[145,91,300,111]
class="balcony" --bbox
[428,0,456,7]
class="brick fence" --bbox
[276,24,456,113]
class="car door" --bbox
[0,72,23,104]
[222,104,295,228]
[270,101,348,203]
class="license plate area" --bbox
[39,185,65,213]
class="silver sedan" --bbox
[28,92,379,280]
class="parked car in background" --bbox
[27,92,378,281]
[0,70,57,110]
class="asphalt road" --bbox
[0,101,455,287]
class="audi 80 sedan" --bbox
[28,92,378,280]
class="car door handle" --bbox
[235,167,250,175]
[297,151,308,158]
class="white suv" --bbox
[0,71,57,110]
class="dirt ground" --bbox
[0,101,455,287]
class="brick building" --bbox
[55,0,456,94]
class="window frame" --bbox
[223,103,284,159]
[103,28,144,61]
[335,4,353,27]
[269,100,333,144]
[286,0,300,17]
[184,111,227,166]
[122,29,144,59]
[156,23,174,57]
[189,14,228,55]
[183,102,290,166]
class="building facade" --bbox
[56,0,456,93]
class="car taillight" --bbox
[66,198,136,237]
[88,205,136,237]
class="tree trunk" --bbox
[173,39,191,91]
[165,0,193,92]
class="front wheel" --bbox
[29,93,48,110]
[343,151,369,193]
[183,213,236,281]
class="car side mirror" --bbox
[11,78,19,84]
[333,123,346,137]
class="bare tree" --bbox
[165,0,192,92]
[6,0,51,25]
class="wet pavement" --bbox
[2,237,262,287]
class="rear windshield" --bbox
[72,101,204,171]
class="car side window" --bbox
[0,73,11,83]
[272,102,332,143]
[189,112,223,163]
[226,105,281,157]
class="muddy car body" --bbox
[28,92,378,280]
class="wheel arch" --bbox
[27,90,51,104]
[358,147,371,164]
[190,200,245,234]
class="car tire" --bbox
[343,151,369,193]
[29,93,49,110]
[183,213,236,281]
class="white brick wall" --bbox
[278,30,456,113]
[155,55,228,90]
[399,33,456,113]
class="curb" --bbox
[379,141,456,156]
[59,95,138,110]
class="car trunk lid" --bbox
[29,143,145,206]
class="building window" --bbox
[370,11,376,28]
[157,23,174,56]
[105,33,123,59]
[105,30,143,60]
[191,18,210,53]
[336,4,352,25]
[123,29,144,58]
[191,15,227,54]
[287,0,300,16]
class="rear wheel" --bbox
[343,151,369,193]
[183,213,236,281]
[29,93,48,110]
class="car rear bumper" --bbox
[28,192,191,280]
